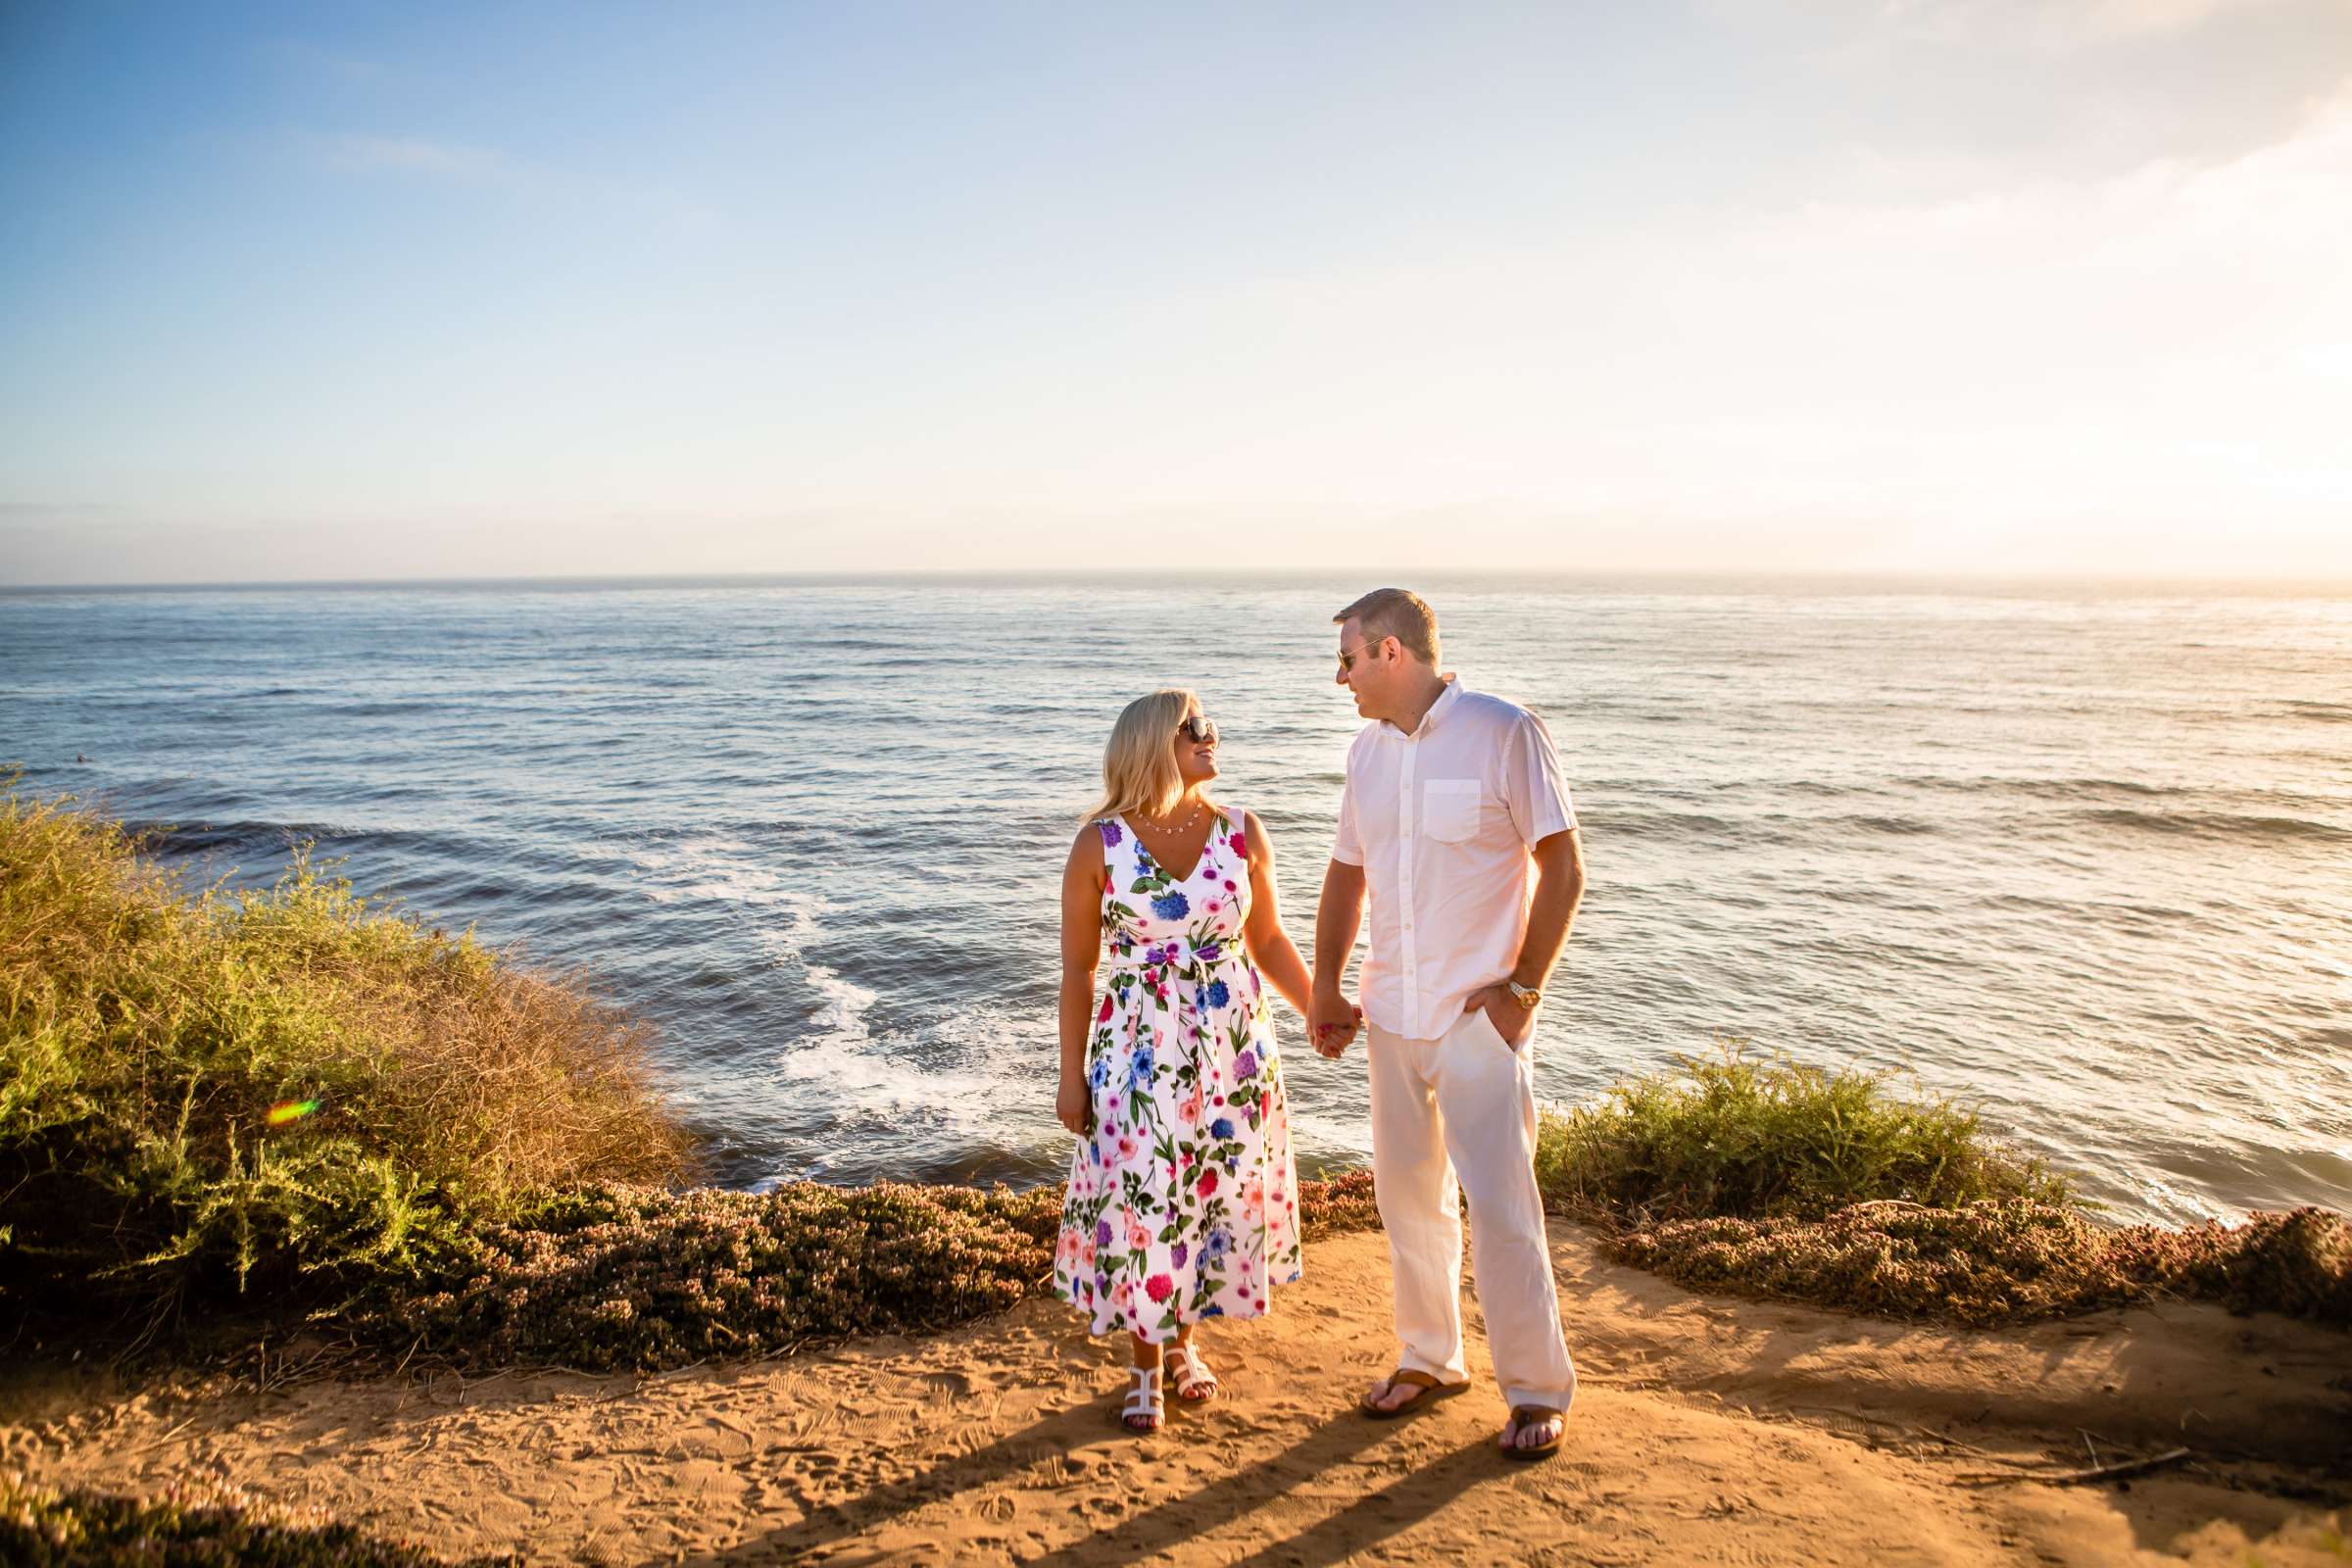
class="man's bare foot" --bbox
[1359,1368,1468,1419]
[1498,1404,1565,1459]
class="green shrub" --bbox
[0,789,691,1325]
[0,1469,515,1566]
[1534,1045,2071,1225]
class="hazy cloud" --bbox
[258,37,393,86]
[1777,0,2299,51]
[307,132,514,182]
[0,502,128,523]
[289,130,721,229]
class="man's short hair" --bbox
[1333,587,1441,666]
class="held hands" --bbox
[1464,983,1537,1052]
[1308,987,1365,1059]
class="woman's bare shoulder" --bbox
[1240,809,1275,858]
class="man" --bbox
[1308,587,1585,1460]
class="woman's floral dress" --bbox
[1055,806,1301,1342]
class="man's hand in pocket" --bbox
[1463,985,1536,1051]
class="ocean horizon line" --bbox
[7,566,2351,601]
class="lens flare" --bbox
[267,1098,320,1127]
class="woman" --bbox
[1053,689,1311,1433]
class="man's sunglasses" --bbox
[1176,715,1219,745]
[1337,636,1391,673]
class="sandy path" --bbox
[5,1222,2346,1566]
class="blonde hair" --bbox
[1084,688,1212,823]
[1333,586,1441,665]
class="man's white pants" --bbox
[1368,1006,1576,1416]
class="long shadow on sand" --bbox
[693,1396,1504,1565]
[682,1398,1114,1566]
[1027,1430,1507,1568]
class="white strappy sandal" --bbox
[1121,1363,1164,1432]
[1165,1342,1219,1402]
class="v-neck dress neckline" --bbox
[1119,812,1217,887]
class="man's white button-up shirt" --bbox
[1333,676,1578,1041]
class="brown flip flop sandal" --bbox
[1359,1368,1470,1421]
[1500,1403,1567,1460]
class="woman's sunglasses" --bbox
[1176,715,1219,745]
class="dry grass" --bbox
[227,891,691,1210]
[0,786,691,1325]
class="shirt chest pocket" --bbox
[1422,778,1485,843]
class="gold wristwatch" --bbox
[1506,980,1542,1009]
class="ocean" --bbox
[3,575,2346,1226]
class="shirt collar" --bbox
[1388,673,1462,740]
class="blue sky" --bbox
[4,1,2350,583]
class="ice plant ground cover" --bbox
[1611,1197,2351,1328]
[368,1172,1384,1372]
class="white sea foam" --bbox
[768,1005,1034,1107]
[753,1004,1054,1186]
[626,834,880,1045]
[1286,1110,1374,1160]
